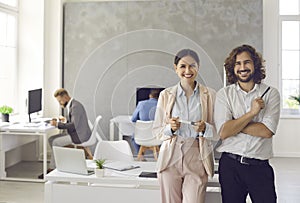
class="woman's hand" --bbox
[169,117,180,132]
[193,120,206,134]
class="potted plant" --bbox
[290,95,300,105]
[0,105,13,122]
[94,159,106,177]
[288,95,300,114]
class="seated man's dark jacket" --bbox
[57,99,91,144]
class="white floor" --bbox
[0,157,299,203]
[271,158,300,203]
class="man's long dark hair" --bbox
[224,44,266,84]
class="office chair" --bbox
[69,115,103,159]
[88,119,93,131]
[93,140,134,162]
[134,120,162,161]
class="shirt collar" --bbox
[67,98,73,110]
[235,83,259,94]
[177,81,199,97]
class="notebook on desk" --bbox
[103,161,140,171]
[53,146,94,175]
[139,171,157,178]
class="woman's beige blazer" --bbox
[153,83,217,177]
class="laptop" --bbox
[53,146,94,175]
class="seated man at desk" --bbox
[131,89,159,155]
[38,88,91,179]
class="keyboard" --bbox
[23,122,42,127]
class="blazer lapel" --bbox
[165,85,177,119]
[68,101,73,121]
[199,84,208,121]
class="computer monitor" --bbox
[28,88,42,122]
[136,87,164,106]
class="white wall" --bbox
[43,0,63,118]
[263,0,300,157]
[18,0,44,117]
[42,0,300,157]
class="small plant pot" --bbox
[1,114,9,122]
[95,168,105,177]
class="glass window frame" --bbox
[279,0,300,15]
[0,1,18,113]
[279,0,300,116]
[279,12,300,115]
[0,1,18,9]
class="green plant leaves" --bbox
[0,105,13,114]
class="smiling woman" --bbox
[153,48,217,203]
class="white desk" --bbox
[109,115,135,141]
[0,123,57,182]
[45,161,221,203]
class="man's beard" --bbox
[236,70,254,83]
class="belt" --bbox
[223,152,269,165]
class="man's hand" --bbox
[59,116,66,123]
[219,97,265,140]
[50,118,57,126]
[250,97,265,116]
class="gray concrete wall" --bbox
[63,0,262,139]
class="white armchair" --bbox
[134,120,162,161]
[93,140,134,162]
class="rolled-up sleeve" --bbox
[261,88,280,134]
[214,89,232,135]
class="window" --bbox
[0,0,17,8]
[279,0,300,114]
[0,1,18,111]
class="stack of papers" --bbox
[103,161,140,171]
